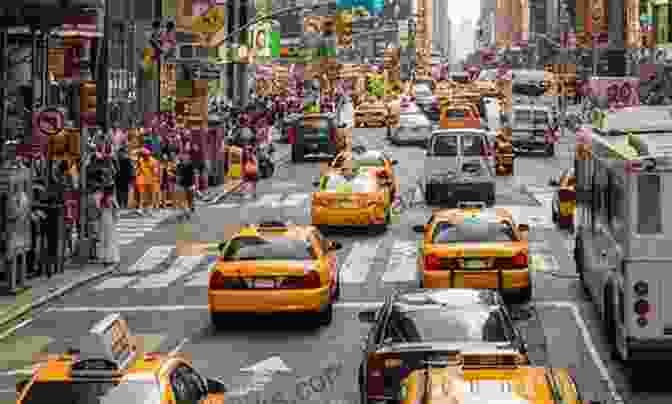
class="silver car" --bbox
[422,129,496,206]
[388,112,432,146]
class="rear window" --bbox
[224,236,316,261]
[323,174,372,192]
[445,109,467,119]
[21,380,161,404]
[431,135,458,156]
[461,134,485,156]
[385,306,511,343]
[432,221,515,243]
[637,175,662,234]
[514,110,548,125]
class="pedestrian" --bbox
[242,144,258,199]
[115,145,134,209]
[176,152,197,218]
[160,146,178,208]
[87,142,119,265]
[135,147,160,217]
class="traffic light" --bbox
[80,80,97,125]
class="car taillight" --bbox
[287,127,296,144]
[209,271,228,290]
[303,270,322,288]
[512,253,528,268]
[424,254,441,270]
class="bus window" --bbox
[637,174,662,234]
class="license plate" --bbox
[254,279,275,288]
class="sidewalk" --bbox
[0,178,245,337]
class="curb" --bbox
[0,263,121,340]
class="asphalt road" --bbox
[0,126,664,404]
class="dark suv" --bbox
[290,114,338,162]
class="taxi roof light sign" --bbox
[71,313,137,376]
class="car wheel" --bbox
[210,312,226,330]
[545,144,555,157]
[317,302,333,326]
[291,144,304,163]
[518,283,532,303]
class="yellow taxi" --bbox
[208,221,342,327]
[326,148,399,199]
[16,313,227,404]
[413,202,531,302]
[312,164,395,231]
[397,351,591,404]
[439,105,481,130]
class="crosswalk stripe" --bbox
[126,246,175,273]
[382,240,419,283]
[249,193,284,208]
[184,260,216,287]
[132,255,204,289]
[94,276,138,291]
[340,240,383,283]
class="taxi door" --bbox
[313,231,337,299]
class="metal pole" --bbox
[0,28,7,162]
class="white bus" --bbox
[574,106,672,378]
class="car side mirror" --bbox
[329,240,342,250]
[391,159,399,166]
[358,310,376,323]
[206,377,228,394]
[412,224,426,233]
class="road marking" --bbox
[340,240,383,283]
[93,276,138,291]
[280,192,310,207]
[249,193,284,208]
[184,260,216,287]
[126,246,175,273]
[169,338,189,355]
[381,240,418,283]
[132,255,204,289]
[211,203,241,209]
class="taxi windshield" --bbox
[323,175,372,192]
[224,236,316,261]
[21,379,161,404]
[386,306,511,343]
[432,221,515,243]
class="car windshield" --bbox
[514,109,548,125]
[20,380,162,404]
[386,305,511,343]
[323,174,372,192]
[224,236,315,261]
[431,135,458,156]
[432,221,515,243]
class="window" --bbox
[638,174,662,234]
[431,135,458,156]
[461,134,484,156]
[432,221,515,243]
[384,306,512,343]
[323,175,372,192]
[445,109,467,119]
[21,380,162,404]
[223,236,316,261]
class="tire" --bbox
[317,302,333,326]
[291,144,304,163]
[210,312,227,330]
[518,283,532,303]
[545,144,555,157]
